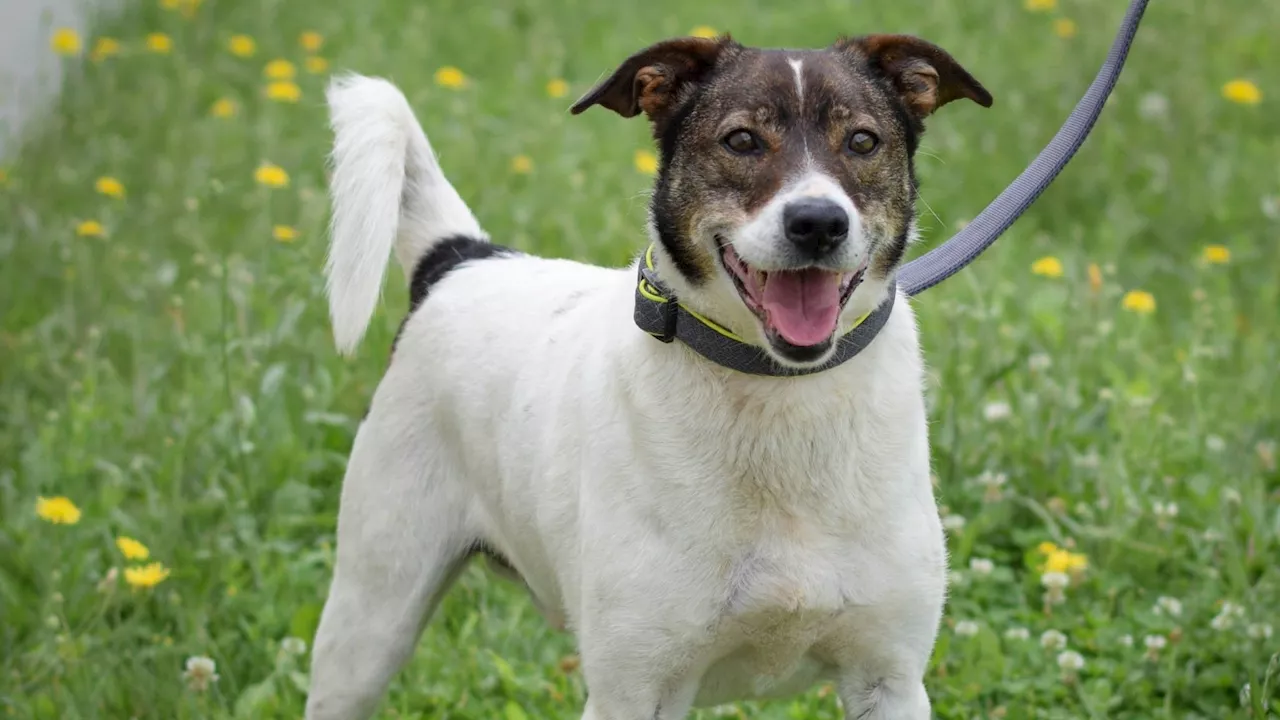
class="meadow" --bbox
[1,0,1277,716]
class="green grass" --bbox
[1,0,1278,716]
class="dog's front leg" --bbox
[575,611,705,720]
[837,674,931,720]
[305,403,475,720]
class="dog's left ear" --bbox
[570,35,735,121]
[837,35,992,118]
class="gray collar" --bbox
[633,245,896,377]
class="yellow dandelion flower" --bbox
[254,163,289,188]
[1122,289,1156,314]
[305,56,329,75]
[1037,541,1060,555]
[264,59,296,80]
[434,66,467,89]
[1031,256,1064,278]
[1024,0,1056,10]
[634,149,659,175]
[90,37,121,62]
[510,155,534,174]
[36,496,82,524]
[76,220,105,237]
[273,225,299,242]
[124,562,171,589]
[211,97,238,118]
[1222,79,1261,106]
[146,33,172,54]
[300,31,324,52]
[115,536,150,560]
[160,0,180,8]
[1087,262,1103,292]
[95,176,125,198]
[228,34,256,58]
[265,81,301,103]
[1201,245,1230,264]
[546,78,569,99]
[51,28,82,56]
[1043,548,1089,574]
[1053,18,1077,38]
[690,26,719,39]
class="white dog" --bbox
[306,31,991,720]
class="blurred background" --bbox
[1,0,1276,717]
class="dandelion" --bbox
[36,496,82,524]
[1057,650,1085,678]
[182,656,219,692]
[1154,596,1183,617]
[254,163,289,188]
[51,28,82,55]
[125,562,171,589]
[1004,627,1030,641]
[95,176,125,198]
[1143,634,1167,661]
[1030,256,1063,278]
[434,66,467,89]
[228,34,256,57]
[146,33,173,54]
[941,514,966,532]
[1246,623,1273,640]
[1041,546,1088,575]
[1222,79,1262,106]
[1201,245,1231,264]
[211,97,238,118]
[305,56,329,74]
[634,149,659,175]
[1024,0,1056,11]
[300,31,324,52]
[1122,289,1156,314]
[1053,18,1077,38]
[160,0,179,8]
[75,218,102,237]
[690,25,719,38]
[955,620,980,637]
[272,225,299,242]
[510,155,534,174]
[264,59,296,80]
[265,81,301,102]
[1041,571,1070,605]
[546,78,570,98]
[1040,629,1067,650]
[969,558,994,576]
[90,37,121,62]
[115,536,150,560]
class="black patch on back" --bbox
[391,235,516,354]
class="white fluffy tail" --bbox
[324,74,485,356]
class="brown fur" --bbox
[573,33,991,287]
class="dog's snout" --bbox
[783,198,849,256]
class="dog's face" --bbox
[573,34,991,367]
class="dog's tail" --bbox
[324,74,486,356]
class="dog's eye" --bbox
[847,131,879,155]
[722,130,763,156]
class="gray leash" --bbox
[898,0,1150,296]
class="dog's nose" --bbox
[783,198,849,257]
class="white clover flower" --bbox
[1205,435,1226,452]
[942,514,967,532]
[955,620,980,637]
[1057,650,1085,672]
[1211,601,1245,631]
[1138,92,1169,119]
[1004,627,1031,641]
[983,401,1012,422]
[1028,353,1052,371]
[1143,634,1167,662]
[281,636,308,656]
[1246,623,1273,640]
[183,656,219,692]
[969,558,995,576]
[1118,634,1133,648]
[948,570,966,587]
[1154,596,1183,617]
[1040,629,1067,651]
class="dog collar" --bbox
[633,245,896,377]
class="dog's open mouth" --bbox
[718,240,864,349]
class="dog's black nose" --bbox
[783,198,849,257]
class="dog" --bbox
[305,31,990,720]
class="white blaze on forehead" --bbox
[788,58,805,102]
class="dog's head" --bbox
[573,34,991,367]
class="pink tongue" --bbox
[761,269,842,347]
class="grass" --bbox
[1,0,1277,716]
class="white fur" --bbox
[789,57,805,102]
[306,76,945,720]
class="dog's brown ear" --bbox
[837,35,992,118]
[571,35,735,120]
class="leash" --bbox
[636,0,1149,375]
[898,0,1150,295]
